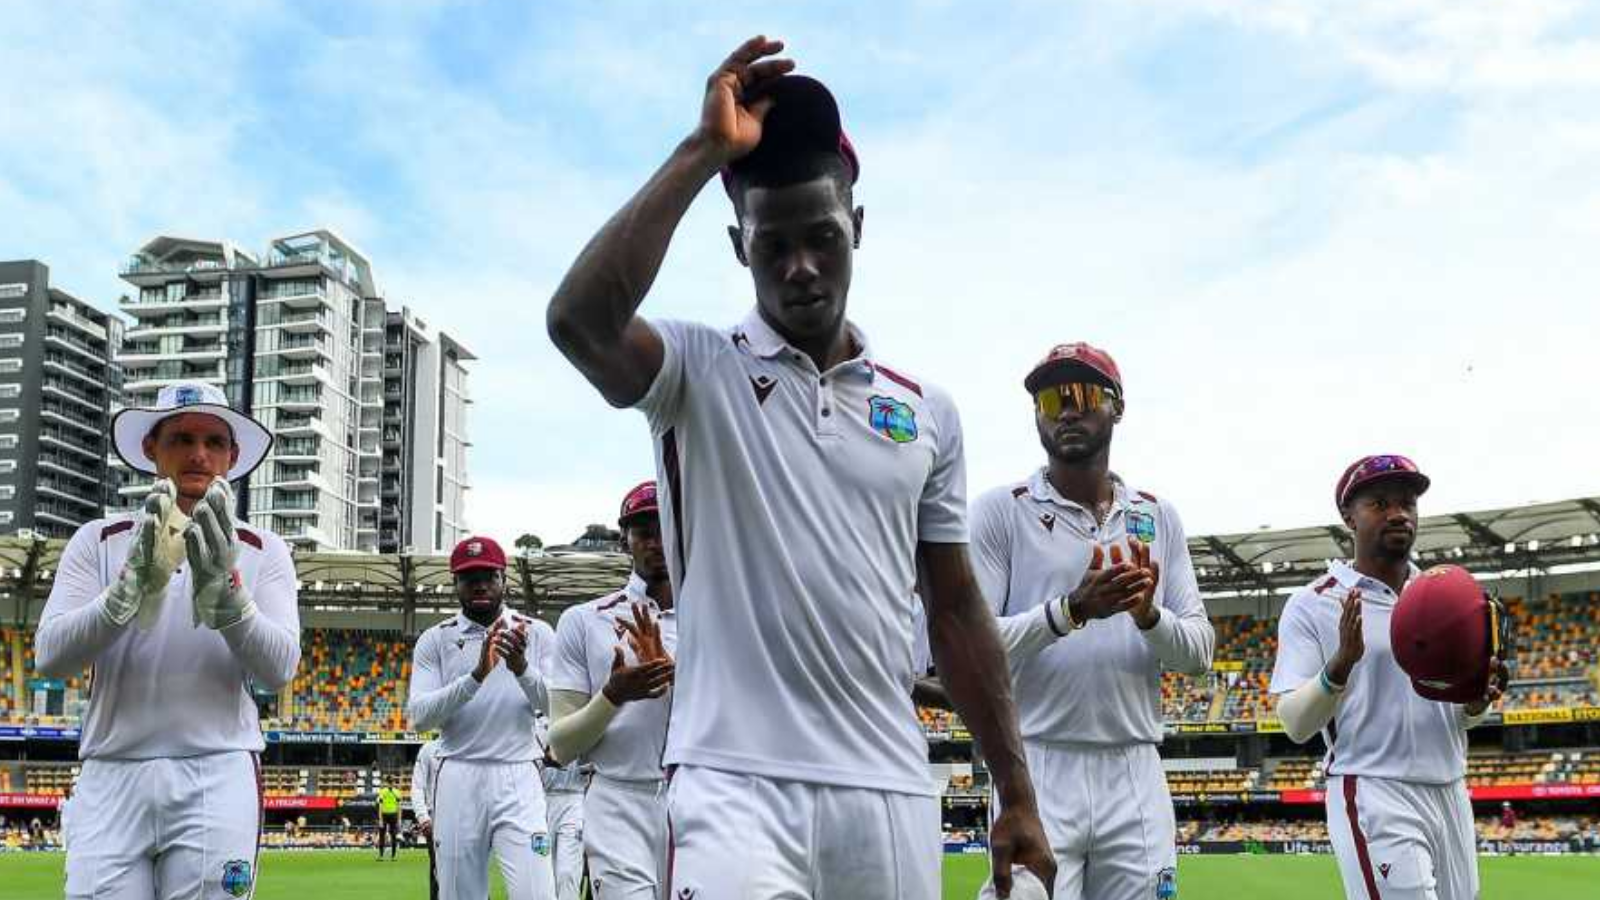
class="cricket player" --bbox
[548,481,676,899]
[970,343,1214,900]
[540,743,588,900]
[1270,455,1506,900]
[408,536,558,900]
[547,37,1052,897]
[376,778,402,860]
[34,380,301,900]
[413,738,442,900]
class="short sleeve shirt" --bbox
[1270,562,1468,783]
[633,311,966,795]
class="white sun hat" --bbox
[111,382,273,481]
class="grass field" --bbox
[3,849,1596,898]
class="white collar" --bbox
[1024,468,1132,516]
[735,309,875,377]
[1328,560,1421,603]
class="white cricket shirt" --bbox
[1270,562,1469,783]
[34,512,301,760]
[636,312,967,796]
[550,574,678,783]
[970,471,1214,746]
[407,609,556,763]
[412,739,440,821]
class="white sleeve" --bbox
[633,319,720,433]
[917,387,968,544]
[410,745,434,822]
[515,620,556,714]
[34,524,122,678]
[970,489,1064,662]
[218,535,301,689]
[1269,593,1327,695]
[407,629,481,731]
[1137,501,1214,675]
[549,607,595,695]
[1276,676,1342,744]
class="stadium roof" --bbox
[4,497,1599,623]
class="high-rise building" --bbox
[115,231,471,552]
[0,260,122,538]
[378,307,475,555]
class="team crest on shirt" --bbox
[867,395,917,443]
[532,832,550,856]
[220,859,253,897]
[1154,866,1178,899]
[1129,509,1157,544]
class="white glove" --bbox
[102,479,179,628]
[186,478,256,630]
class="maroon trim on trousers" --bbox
[251,752,264,899]
[1342,776,1382,899]
[872,363,923,397]
[100,520,134,541]
[665,807,677,898]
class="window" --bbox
[0,511,12,525]
[0,460,15,473]
[0,410,18,423]
[0,384,19,399]
[0,334,22,349]
[0,434,16,450]
[0,308,25,324]
[0,486,14,500]
[0,360,19,374]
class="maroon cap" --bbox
[1335,454,1431,510]
[1391,565,1501,703]
[1024,342,1123,395]
[720,75,860,195]
[618,480,660,528]
[450,536,507,574]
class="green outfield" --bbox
[2,850,1596,898]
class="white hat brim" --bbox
[112,403,273,482]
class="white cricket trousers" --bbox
[63,751,261,900]
[583,774,667,899]
[665,764,940,900]
[987,742,1178,900]
[1325,774,1478,900]
[433,759,554,900]
[545,788,586,900]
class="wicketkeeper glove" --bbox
[102,479,180,628]
[186,478,257,630]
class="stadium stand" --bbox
[282,629,412,733]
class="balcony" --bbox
[38,430,99,458]
[42,354,104,383]
[37,481,100,509]
[44,328,107,364]
[274,438,320,460]
[41,402,101,435]
[46,305,108,339]
[275,310,332,334]
[275,363,330,386]
[120,291,227,318]
[41,379,106,413]
[257,284,327,309]
[274,388,321,410]
[38,455,102,485]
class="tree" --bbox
[514,533,543,552]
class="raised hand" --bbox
[619,602,671,664]
[104,479,180,628]
[187,478,256,630]
[494,620,531,676]
[1327,588,1365,686]
[473,619,503,682]
[1125,538,1162,631]
[1067,544,1152,625]
[694,35,796,164]
[601,645,675,706]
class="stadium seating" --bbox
[1166,767,1257,796]
[282,629,412,733]
[1506,593,1600,680]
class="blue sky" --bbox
[5,0,1600,545]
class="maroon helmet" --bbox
[1391,565,1511,703]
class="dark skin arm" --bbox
[918,542,1054,895]
[546,36,794,407]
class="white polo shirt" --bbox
[1270,562,1469,784]
[550,574,678,783]
[408,609,556,763]
[970,471,1214,746]
[34,512,301,760]
[636,312,967,796]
